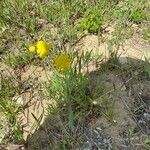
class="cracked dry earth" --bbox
[0,29,150,149]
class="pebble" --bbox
[118,57,128,65]
[143,113,150,121]
[138,119,146,124]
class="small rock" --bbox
[95,127,102,131]
[119,57,128,65]
[138,119,146,124]
[92,101,98,105]
[143,113,150,121]
[82,141,92,150]
[121,85,126,91]
[19,29,26,36]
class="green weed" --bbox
[46,68,91,118]
[76,9,103,34]
[144,138,150,149]
[101,96,116,122]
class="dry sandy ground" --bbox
[21,32,149,139]
[0,25,150,149]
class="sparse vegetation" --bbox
[0,0,150,149]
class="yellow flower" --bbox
[28,40,52,58]
[54,53,72,71]
[36,40,51,58]
[29,45,36,52]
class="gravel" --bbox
[80,127,113,150]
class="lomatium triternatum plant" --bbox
[28,40,93,127]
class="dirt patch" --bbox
[75,25,150,64]
[87,64,150,149]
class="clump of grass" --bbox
[0,0,38,33]
[100,96,116,122]
[76,9,104,34]
[144,138,150,149]
[46,51,93,121]
[36,0,79,44]
[129,8,148,23]
[113,0,149,24]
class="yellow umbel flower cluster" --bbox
[54,53,72,72]
[29,40,52,58]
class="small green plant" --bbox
[101,96,116,122]
[47,66,92,125]
[43,51,96,149]
[144,138,150,149]
[129,8,148,23]
[128,0,149,23]
[76,9,103,34]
